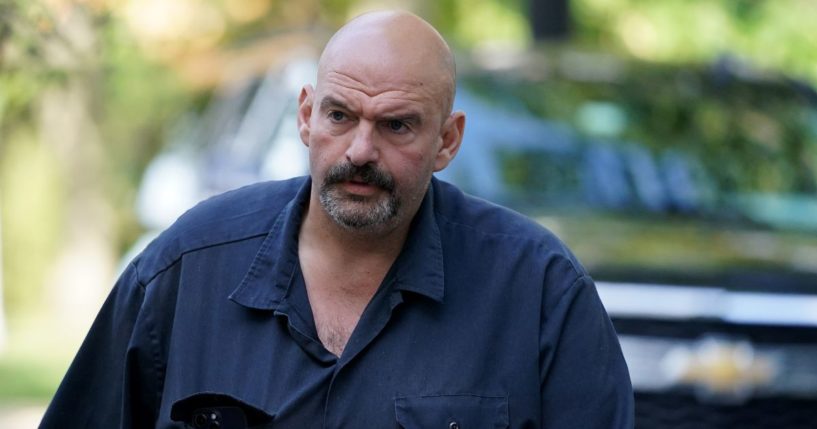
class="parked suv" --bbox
[134,53,817,428]
[445,55,817,428]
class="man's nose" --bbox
[345,121,379,166]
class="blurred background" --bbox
[1,0,816,427]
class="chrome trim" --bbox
[596,281,817,327]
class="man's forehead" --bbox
[321,68,434,99]
[316,77,434,117]
[319,38,439,85]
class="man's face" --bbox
[303,67,448,233]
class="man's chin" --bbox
[325,201,398,231]
[320,186,400,231]
[331,205,389,227]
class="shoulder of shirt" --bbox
[132,176,306,285]
[431,177,588,277]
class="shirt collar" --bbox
[389,179,444,301]
[229,177,445,310]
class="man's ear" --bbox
[297,85,314,147]
[433,111,465,172]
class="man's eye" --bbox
[329,111,346,122]
[386,120,406,133]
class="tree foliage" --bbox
[572,0,817,84]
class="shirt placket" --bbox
[321,281,406,428]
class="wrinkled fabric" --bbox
[42,176,633,428]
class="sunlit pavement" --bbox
[0,404,45,429]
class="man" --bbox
[42,11,633,428]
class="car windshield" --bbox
[440,61,817,288]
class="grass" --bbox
[0,355,65,403]
[0,311,82,407]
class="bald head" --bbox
[317,11,457,115]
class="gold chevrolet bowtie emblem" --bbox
[662,337,777,402]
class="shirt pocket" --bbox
[394,394,509,429]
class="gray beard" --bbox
[319,185,401,231]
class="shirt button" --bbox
[449,422,460,429]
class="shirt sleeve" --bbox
[40,261,163,428]
[539,272,634,428]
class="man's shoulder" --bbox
[433,178,554,240]
[134,177,306,280]
[164,177,305,238]
[432,178,586,272]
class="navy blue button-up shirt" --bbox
[42,176,633,428]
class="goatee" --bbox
[319,162,400,231]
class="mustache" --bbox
[323,162,395,192]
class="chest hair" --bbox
[307,277,381,357]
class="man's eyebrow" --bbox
[379,112,423,125]
[319,96,349,112]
